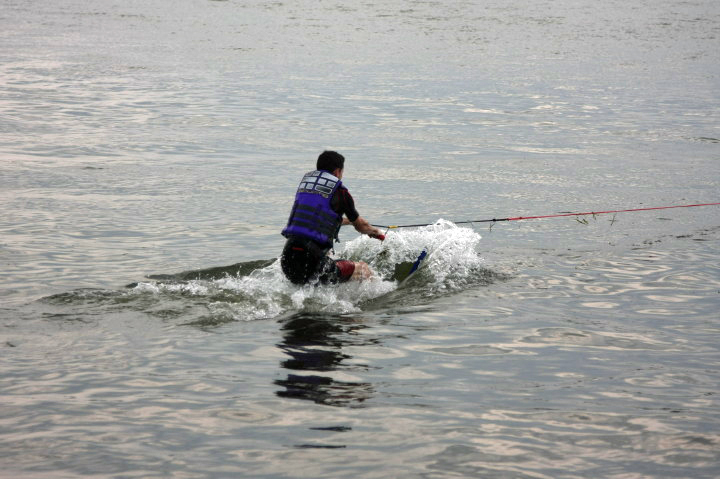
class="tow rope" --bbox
[372,202,720,229]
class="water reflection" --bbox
[275,313,375,408]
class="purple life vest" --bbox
[281,170,343,248]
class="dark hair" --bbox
[316,151,345,172]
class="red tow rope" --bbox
[373,202,720,229]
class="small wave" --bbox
[144,259,275,282]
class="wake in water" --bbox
[42,221,503,324]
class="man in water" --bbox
[280,151,385,284]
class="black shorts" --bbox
[281,237,355,285]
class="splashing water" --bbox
[360,219,489,290]
[44,221,495,324]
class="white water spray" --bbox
[132,220,487,321]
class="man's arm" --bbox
[351,216,384,240]
[337,188,384,239]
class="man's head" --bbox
[317,151,345,176]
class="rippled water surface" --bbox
[1,0,719,477]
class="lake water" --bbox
[1,0,719,477]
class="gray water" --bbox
[2,0,720,477]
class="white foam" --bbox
[132,220,485,321]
